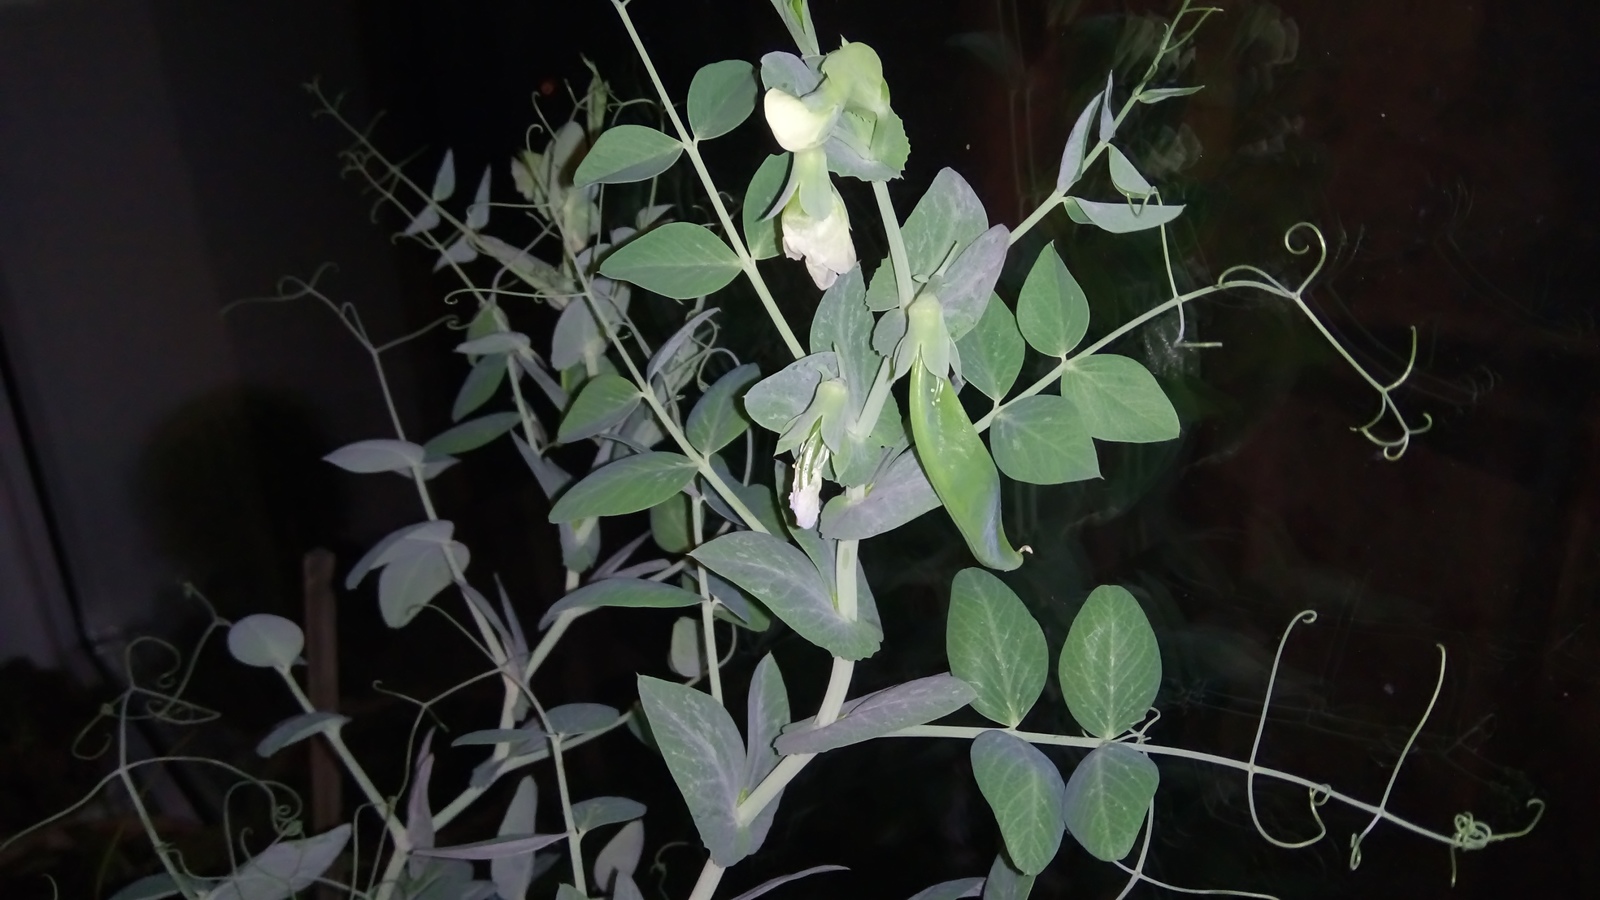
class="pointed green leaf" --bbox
[108,874,199,900]
[742,153,789,260]
[688,60,759,140]
[1058,355,1179,443]
[637,676,751,866]
[538,578,702,629]
[424,412,521,458]
[970,731,1067,875]
[947,570,1046,727]
[545,703,622,735]
[904,168,990,278]
[547,452,697,522]
[558,373,641,443]
[1137,85,1204,104]
[574,125,683,187]
[324,439,426,475]
[744,654,790,790]
[1015,244,1089,357]
[906,878,985,900]
[1062,196,1185,233]
[725,866,849,900]
[256,711,349,758]
[765,0,820,56]
[599,223,741,300]
[955,294,1024,402]
[690,531,882,659]
[1058,585,1161,739]
[570,796,646,833]
[454,354,509,421]
[491,777,539,900]
[933,226,1008,340]
[909,365,1022,571]
[206,825,350,900]
[413,834,566,860]
[776,673,975,754]
[1056,91,1102,193]
[1106,147,1153,199]
[687,364,759,454]
[1062,742,1157,861]
[377,538,467,628]
[990,395,1100,485]
[592,820,644,893]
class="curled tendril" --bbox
[1245,610,1333,849]
[1448,799,1545,886]
[1213,222,1430,459]
[1347,643,1447,872]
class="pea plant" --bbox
[9,2,1542,899]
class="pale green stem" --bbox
[834,538,859,622]
[973,287,1210,432]
[686,861,726,900]
[611,0,805,360]
[550,734,587,896]
[849,358,893,440]
[567,253,772,536]
[872,181,916,310]
[279,668,407,848]
[734,656,855,827]
[116,707,197,900]
[692,497,723,703]
[1007,3,1194,247]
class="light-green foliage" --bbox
[8,3,1542,900]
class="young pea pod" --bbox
[908,362,1023,571]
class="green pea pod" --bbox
[909,362,1024,571]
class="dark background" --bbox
[0,1,1594,898]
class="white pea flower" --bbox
[780,184,855,290]
[763,88,840,152]
[788,428,830,529]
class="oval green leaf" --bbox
[573,124,683,187]
[908,364,1022,571]
[1058,584,1161,739]
[558,372,641,443]
[1015,244,1089,357]
[990,394,1100,485]
[548,452,697,522]
[687,363,759,454]
[1062,742,1158,861]
[970,730,1068,875]
[1058,355,1179,443]
[227,614,304,669]
[599,222,742,300]
[947,569,1046,727]
[688,60,758,140]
